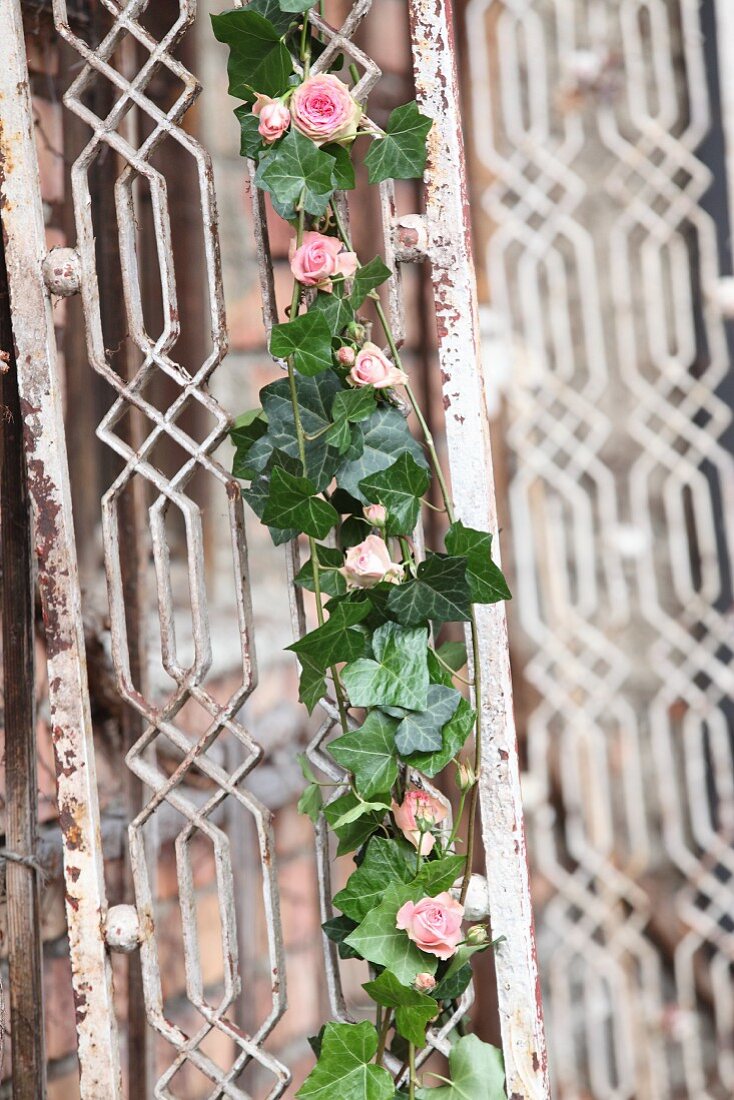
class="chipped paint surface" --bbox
[408,0,550,1094]
[0,2,123,1095]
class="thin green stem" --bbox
[375,1008,393,1065]
[300,8,312,75]
[408,1043,417,1100]
[433,648,473,687]
[446,789,468,850]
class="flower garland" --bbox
[213,4,511,1096]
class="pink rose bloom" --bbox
[252,94,291,144]
[363,503,387,527]
[397,892,464,960]
[392,789,447,855]
[290,74,362,146]
[290,231,358,292]
[414,972,437,993]
[341,534,403,589]
[349,343,408,389]
[336,346,356,366]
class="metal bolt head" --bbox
[451,873,491,921]
[42,247,81,297]
[104,904,141,953]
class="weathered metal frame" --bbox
[0,0,548,1095]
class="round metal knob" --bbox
[104,904,142,953]
[42,247,81,296]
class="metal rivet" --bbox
[104,904,141,954]
[42,247,81,297]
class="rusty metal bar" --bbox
[0,219,47,1100]
[0,3,123,1096]
[407,0,550,1094]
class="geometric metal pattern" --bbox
[52,1,288,1095]
[466,1,734,1096]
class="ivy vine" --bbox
[213,4,511,1096]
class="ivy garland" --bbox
[213,4,511,1096]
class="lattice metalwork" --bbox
[50,2,289,1096]
[466,0,734,1096]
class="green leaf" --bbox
[256,129,336,216]
[333,836,414,922]
[416,854,465,894]
[231,408,268,480]
[295,544,347,597]
[327,387,377,452]
[243,0,296,34]
[298,752,318,783]
[342,622,429,711]
[359,452,430,535]
[310,284,356,337]
[387,554,471,626]
[403,696,476,777]
[436,641,468,673]
[243,474,297,545]
[298,782,323,823]
[345,882,437,986]
[297,1021,394,1100]
[415,1034,505,1100]
[364,101,433,184]
[330,711,399,798]
[331,797,391,829]
[261,466,338,538]
[234,104,264,158]
[323,792,386,855]
[336,408,429,503]
[211,10,293,102]
[278,0,313,11]
[363,970,438,1048]
[431,963,472,1002]
[395,684,462,754]
[350,256,392,308]
[249,372,343,491]
[324,143,356,190]
[270,311,334,376]
[288,599,371,670]
[445,521,512,603]
[322,914,360,959]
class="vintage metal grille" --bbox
[0,0,548,1096]
[465,0,734,1097]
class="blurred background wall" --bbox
[1,0,733,1097]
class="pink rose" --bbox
[396,892,465,960]
[341,535,403,589]
[253,94,290,144]
[290,74,362,146]
[414,972,437,993]
[336,346,356,366]
[363,503,387,527]
[392,789,447,855]
[290,231,358,292]
[349,343,408,389]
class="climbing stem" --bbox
[375,1007,393,1066]
[408,1042,417,1100]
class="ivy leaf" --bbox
[403,696,476,778]
[298,782,323,823]
[231,408,268,480]
[322,914,360,960]
[249,372,342,490]
[244,0,296,34]
[415,1034,505,1100]
[387,554,471,626]
[336,407,429,503]
[270,311,334,376]
[261,466,338,538]
[395,684,462,754]
[345,882,437,986]
[243,474,297,545]
[234,104,264,158]
[445,521,512,603]
[256,129,336,216]
[342,622,429,711]
[324,143,356,190]
[295,544,347,597]
[432,963,473,1002]
[310,284,356,337]
[364,101,433,183]
[359,452,430,535]
[436,641,468,673]
[416,854,465,894]
[288,599,371,670]
[331,797,391,830]
[278,0,314,11]
[333,836,414,922]
[327,387,377,451]
[296,1021,394,1100]
[211,10,293,102]
[350,256,392,308]
[323,792,386,855]
[362,970,438,1049]
[330,711,399,798]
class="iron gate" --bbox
[0,0,548,1096]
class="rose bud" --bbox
[414,973,437,993]
[349,342,408,389]
[290,74,362,147]
[391,789,447,855]
[252,93,290,143]
[345,320,368,343]
[341,534,403,589]
[336,346,356,367]
[466,924,489,946]
[396,892,465,960]
[363,503,387,528]
[290,231,358,292]
[456,761,477,791]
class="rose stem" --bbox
[287,199,350,733]
[408,1042,417,1100]
[375,1007,393,1065]
[330,201,483,904]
